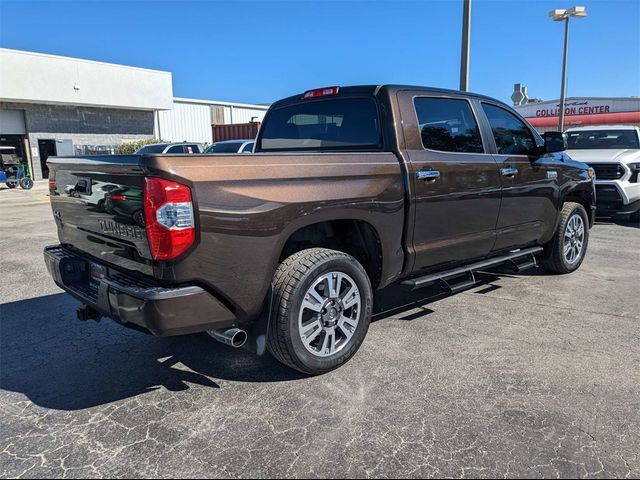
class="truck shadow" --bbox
[1,271,507,411]
[595,217,640,229]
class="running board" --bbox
[402,246,544,291]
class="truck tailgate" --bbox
[48,155,154,276]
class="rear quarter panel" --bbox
[146,152,405,322]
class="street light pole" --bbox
[550,6,587,132]
[558,16,570,131]
[460,0,471,91]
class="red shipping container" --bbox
[212,123,261,142]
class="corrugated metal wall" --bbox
[157,101,213,144]
[157,100,269,144]
[222,106,268,124]
[213,123,261,142]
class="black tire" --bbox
[628,210,640,225]
[5,177,17,189]
[19,177,33,190]
[540,202,589,274]
[267,248,373,375]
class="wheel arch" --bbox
[561,183,595,227]
[278,219,384,289]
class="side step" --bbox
[402,246,544,291]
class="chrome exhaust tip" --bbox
[209,328,247,348]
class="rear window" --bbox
[166,145,185,153]
[259,98,381,151]
[136,144,168,154]
[206,142,244,153]
[414,97,484,153]
[566,130,640,150]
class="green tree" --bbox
[116,138,165,154]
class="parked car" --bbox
[204,139,255,154]
[135,142,203,154]
[45,85,595,375]
[565,125,640,220]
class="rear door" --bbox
[397,91,502,270]
[478,102,559,250]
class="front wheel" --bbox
[540,202,589,274]
[19,178,33,190]
[267,248,373,375]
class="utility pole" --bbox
[558,16,570,131]
[459,0,471,91]
[550,6,587,131]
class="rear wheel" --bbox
[540,202,589,274]
[267,248,373,375]
[5,176,17,188]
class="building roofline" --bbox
[0,48,172,76]
[514,96,640,106]
[173,96,270,109]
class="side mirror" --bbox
[543,131,567,153]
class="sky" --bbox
[1,0,638,105]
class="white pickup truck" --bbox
[565,125,640,220]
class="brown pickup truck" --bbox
[45,85,596,374]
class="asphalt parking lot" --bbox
[0,183,639,478]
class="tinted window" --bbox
[260,98,380,151]
[184,144,199,153]
[166,145,185,153]
[206,142,244,153]
[566,130,640,150]
[482,103,537,155]
[414,98,483,153]
[242,142,254,153]
[136,144,168,154]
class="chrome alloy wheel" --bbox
[298,271,361,358]
[563,213,585,264]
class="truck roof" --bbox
[272,84,510,108]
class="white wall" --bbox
[158,99,270,144]
[0,48,173,110]
[223,105,268,124]
[156,101,213,144]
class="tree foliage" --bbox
[115,138,165,155]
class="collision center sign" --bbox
[515,97,639,119]
[534,101,611,117]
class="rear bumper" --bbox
[44,245,237,336]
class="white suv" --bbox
[565,125,640,220]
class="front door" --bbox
[478,102,559,251]
[37,139,56,179]
[398,92,502,270]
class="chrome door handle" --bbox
[416,169,440,181]
[500,167,519,177]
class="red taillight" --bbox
[302,86,340,99]
[49,179,57,190]
[143,177,195,260]
[110,194,127,201]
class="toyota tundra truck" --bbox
[44,85,596,375]
[565,125,640,221]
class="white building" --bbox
[157,97,267,145]
[0,48,269,180]
[514,96,640,133]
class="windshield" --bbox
[566,130,639,150]
[136,144,168,154]
[205,142,244,153]
[259,97,381,151]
